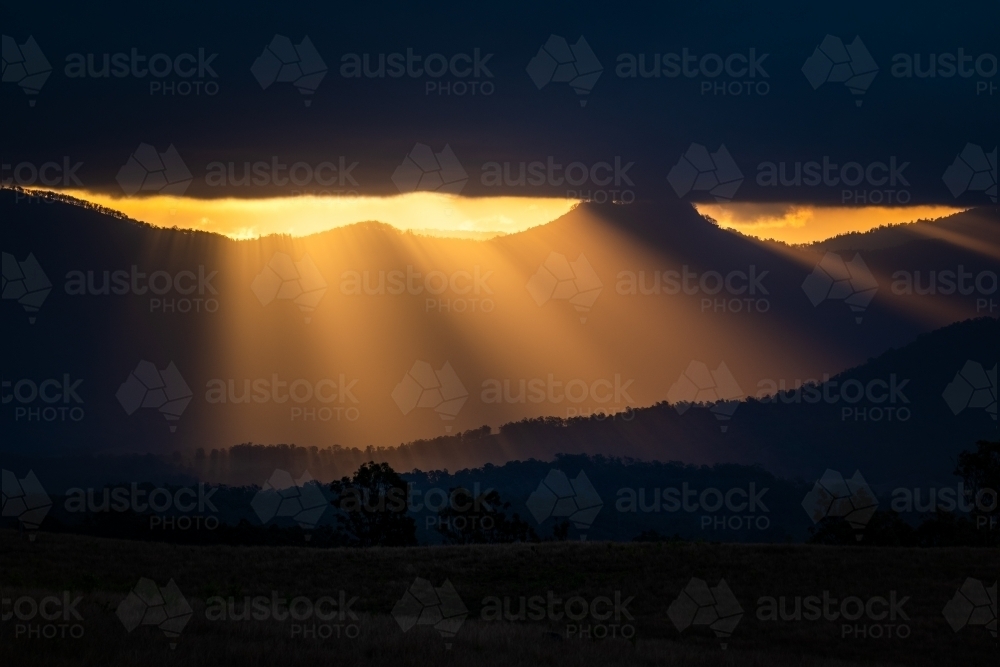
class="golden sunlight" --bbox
[695,203,968,245]
[46,189,580,240]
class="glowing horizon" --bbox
[696,203,969,245]
[26,188,974,245]
[43,189,582,240]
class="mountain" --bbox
[2,187,996,460]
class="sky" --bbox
[3,1,997,239]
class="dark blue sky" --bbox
[3,0,997,205]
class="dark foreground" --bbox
[1,530,996,666]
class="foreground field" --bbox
[1,530,995,666]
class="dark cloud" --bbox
[3,1,997,205]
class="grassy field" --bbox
[1,530,995,666]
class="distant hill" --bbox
[2,187,996,460]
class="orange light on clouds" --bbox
[695,203,968,245]
[48,189,580,240]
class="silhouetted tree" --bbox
[330,461,416,547]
